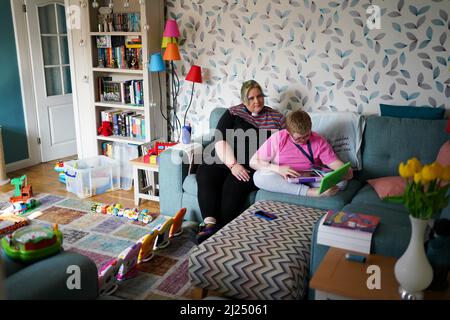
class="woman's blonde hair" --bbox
[240,80,265,105]
[286,110,312,134]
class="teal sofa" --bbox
[159,107,449,298]
[2,250,98,299]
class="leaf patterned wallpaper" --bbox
[166,0,450,136]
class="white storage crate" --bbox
[112,142,139,190]
[65,156,120,198]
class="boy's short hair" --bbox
[286,110,312,134]
[240,80,264,105]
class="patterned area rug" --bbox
[2,192,199,300]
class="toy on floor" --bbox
[1,224,62,262]
[169,208,187,238]
[116,242,141,281]
[0,214,29,236]
[54,161,66,184]
[90,203,153,224]
[138,230,158,263]
[8,175,40,215]
[154,217,174,250]
[98,258,122,296]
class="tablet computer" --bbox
[318,162,351,194]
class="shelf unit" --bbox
[86,0,166,153]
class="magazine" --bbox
[323,210,380,233]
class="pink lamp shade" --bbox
[163,19,180,38]
[186,65,202,83]
[163,43,181,61]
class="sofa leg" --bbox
[192,286,208,300]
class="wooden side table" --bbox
[309,247,450,300]
[129,156,159,206]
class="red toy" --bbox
[98,121,113,136]
[144,141,178,163]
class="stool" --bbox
[189,201,326,300]
[129,156,159,206]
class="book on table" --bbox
[317,210,380,254]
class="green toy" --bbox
[1,224,63,262]
[11,175,27,197]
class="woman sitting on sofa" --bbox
[195,80,285,243]
[250,109,353,197]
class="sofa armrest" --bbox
[159,149,191,217]
[5,251,98,300]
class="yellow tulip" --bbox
[414,172,422,184]
[430,162,443,179]
[442,166,450,181]
[407,157,422,174]
[399,162,414,179]
[421,164,437,182]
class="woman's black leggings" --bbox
[196,163,258,227]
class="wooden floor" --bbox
[0,157,160,213]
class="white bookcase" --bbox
[67,0,166,157]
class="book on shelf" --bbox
[98,77,143,105]
[317,210,380,254]
[99,110,146,140]
[96,36,142,70]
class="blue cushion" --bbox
[380,104,445,120]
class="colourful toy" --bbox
[138,230,158,263]
[10,175,33,203]
[154,217,173,250]
[1,224,63,262]
[144,141,178,163]
[54,161,66,184]
[116,242,141,281]
[169,208,187,238]
[98,258,122,296]
[90,203,153,224]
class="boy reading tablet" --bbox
[250,110,353,197]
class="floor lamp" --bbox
[183,65,203,127]
[149,53,173,140]
[163,43,182,141]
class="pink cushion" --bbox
[436,141,450,166]
[367,176,406,199]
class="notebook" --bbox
[318,162,351,194]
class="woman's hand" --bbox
[307,186,339,197]
[231,163,251,182]
[276,166,300,179]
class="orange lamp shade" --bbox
[163,43,181,61]
[186,65,202,83]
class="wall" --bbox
[167,0,449,137]
[0,1,28,164]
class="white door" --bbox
[26,0,76,162]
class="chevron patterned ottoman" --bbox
[189,200,326,300]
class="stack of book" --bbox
[100,110,146,139]
[317,210,380,254]
[96,36,142,70]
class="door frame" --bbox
[9,0,82,171]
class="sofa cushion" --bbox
[436,140,450,166]
[367,176,406,199]
[255,179,362,211]
[349,183,408,214]
[182,174,198,195]
[360,116,449,181]
[380,104,445,120]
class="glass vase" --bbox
[394,215,433,300]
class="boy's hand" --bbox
[276,166,300,179]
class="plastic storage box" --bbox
[112,142,139,190]
[64,156,120,198]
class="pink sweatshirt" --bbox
[256,129,338,171]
